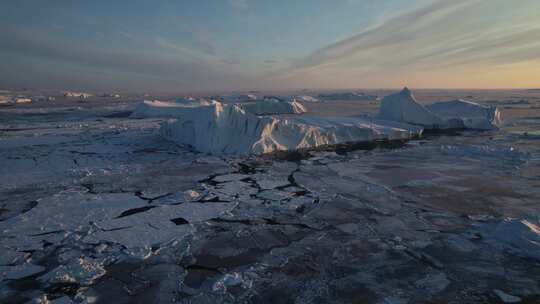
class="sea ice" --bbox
[478,218,540,260]
[1,263,45,280]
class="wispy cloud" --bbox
[271,0,540,88]
[0,26,249,91]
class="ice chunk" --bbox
[238,98,306,115]
[427,99,501,130]
[378,87,443,128]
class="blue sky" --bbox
[1,0,539,92]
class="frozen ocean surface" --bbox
[0,89,539,303]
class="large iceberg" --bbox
[159,101,422,155]
[238,98,307,115]
[378,88,500,130]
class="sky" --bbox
[1,0,539,92]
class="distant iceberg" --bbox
[378,88,501,130]
[238,98,307,115]
[318,92,378,101]
[175,96,210,105]
[213,94,258,103]
[294,95,319,102]
[130,100,213,119]
[63,91,93,99]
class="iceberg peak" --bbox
[401,87,412,96]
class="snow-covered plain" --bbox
[1,89,540,303]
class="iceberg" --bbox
[238,98,307,115]
[427,99,501,130]
[159,101,422,155]
[378,88,501,130]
